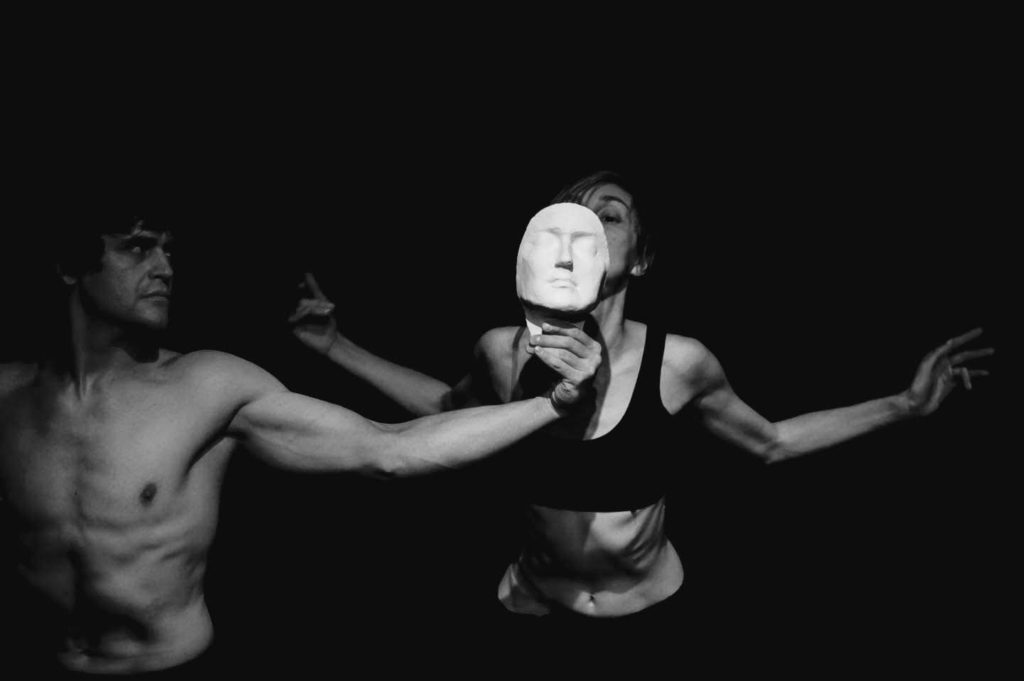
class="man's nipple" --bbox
[140,483,158,505]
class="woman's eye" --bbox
[600,213,622,224]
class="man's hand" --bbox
[527,323,602,412]
[904,327,993,417]
[288,272,339,355]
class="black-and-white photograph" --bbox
[0,48,1008,677]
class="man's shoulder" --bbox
[160,350,283,395]
[165,349,250,371]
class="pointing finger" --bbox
[304,272,326,300]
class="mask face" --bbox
[515,203,609,322]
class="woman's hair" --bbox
[550,170,653,268]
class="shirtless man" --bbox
[289,171,994,651]
[0,216,599,675]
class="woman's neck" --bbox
[590,287,631,360]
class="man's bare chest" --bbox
[0,382,232,527]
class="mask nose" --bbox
[555,233,573,271]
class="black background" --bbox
[0,49,1011,672]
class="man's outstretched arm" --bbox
[215,351,594,477]
[676,328,993,464]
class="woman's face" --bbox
[580,183,643,297]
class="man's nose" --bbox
[555,234,573,271]
[149,249,174,284]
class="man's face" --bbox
[579,183,641,297]
[76,229,174,331]
[516,203,609,314]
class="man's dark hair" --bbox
[55,215,174,278]
[550,170,653,269]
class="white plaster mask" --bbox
[516,203,609,334]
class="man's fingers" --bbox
[533,347,584,383]
[533,325,601,357]
[528,325,601,385]
[531,338,601,376]
[539,323,601,351]
[531,333,588,357]
[543,349,589,372]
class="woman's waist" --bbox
[517,536,680,592]
[502,542,683,617]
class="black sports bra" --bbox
[512,326,685,511]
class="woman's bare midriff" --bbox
[498,497,684,617]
